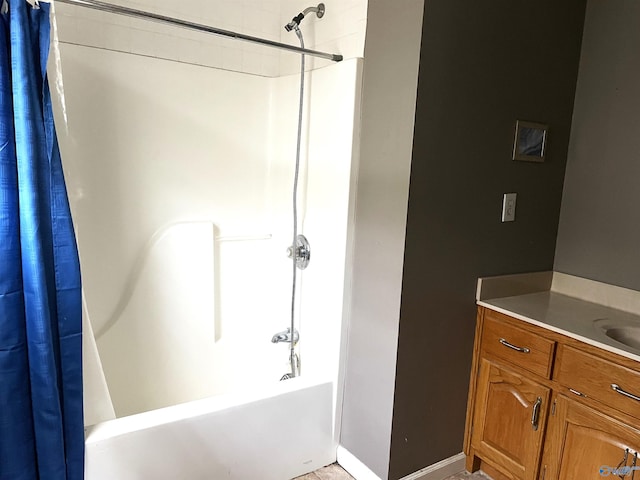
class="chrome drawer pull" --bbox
[531,397,542,431]
[569,388,587,398]
[611,384,640,402]
[499,338,530,353]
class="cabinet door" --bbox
[541,395,640,480]
[471,358,550,480]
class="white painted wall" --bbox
[339,0,425,478]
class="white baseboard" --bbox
[336,448,465,480]
[337,446,383,480]
[399,453,466,480]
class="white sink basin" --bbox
[604,325,640,351]
[594,318,640,353]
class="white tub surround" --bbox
[54,40,363,421]
[82,298,115,426]
[476,272,640,363]
[98,221,217,417]
[53,0,367,77]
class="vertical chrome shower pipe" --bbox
[277,3,325,379]
[288,25,306,378]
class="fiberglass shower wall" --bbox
[51,0,366,424]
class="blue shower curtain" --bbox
[0,1,83,479]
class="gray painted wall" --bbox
[388,1,586,478]
[339,1,424,478]
[554,0,640,290]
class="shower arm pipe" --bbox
[54,0,344,62]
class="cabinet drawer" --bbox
[481,310,556,378]
[554,344,640,420]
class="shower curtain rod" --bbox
[54,0,344,62]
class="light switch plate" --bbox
[502,193,517,222]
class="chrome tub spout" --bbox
[271,327,299,344]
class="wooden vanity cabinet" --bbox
[471,359,550,480]
[541,394,640,480]
[465,306,640,480]
[553,344,640,421]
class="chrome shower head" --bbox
[284,3,325,32]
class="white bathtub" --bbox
[85,377,336,480]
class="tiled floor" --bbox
[294,464,491,480]
[293,464,354,480]
[443,471,492,480]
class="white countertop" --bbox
[479,291,640,364]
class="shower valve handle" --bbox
[287,245,309,259]
[287,235,311,270]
